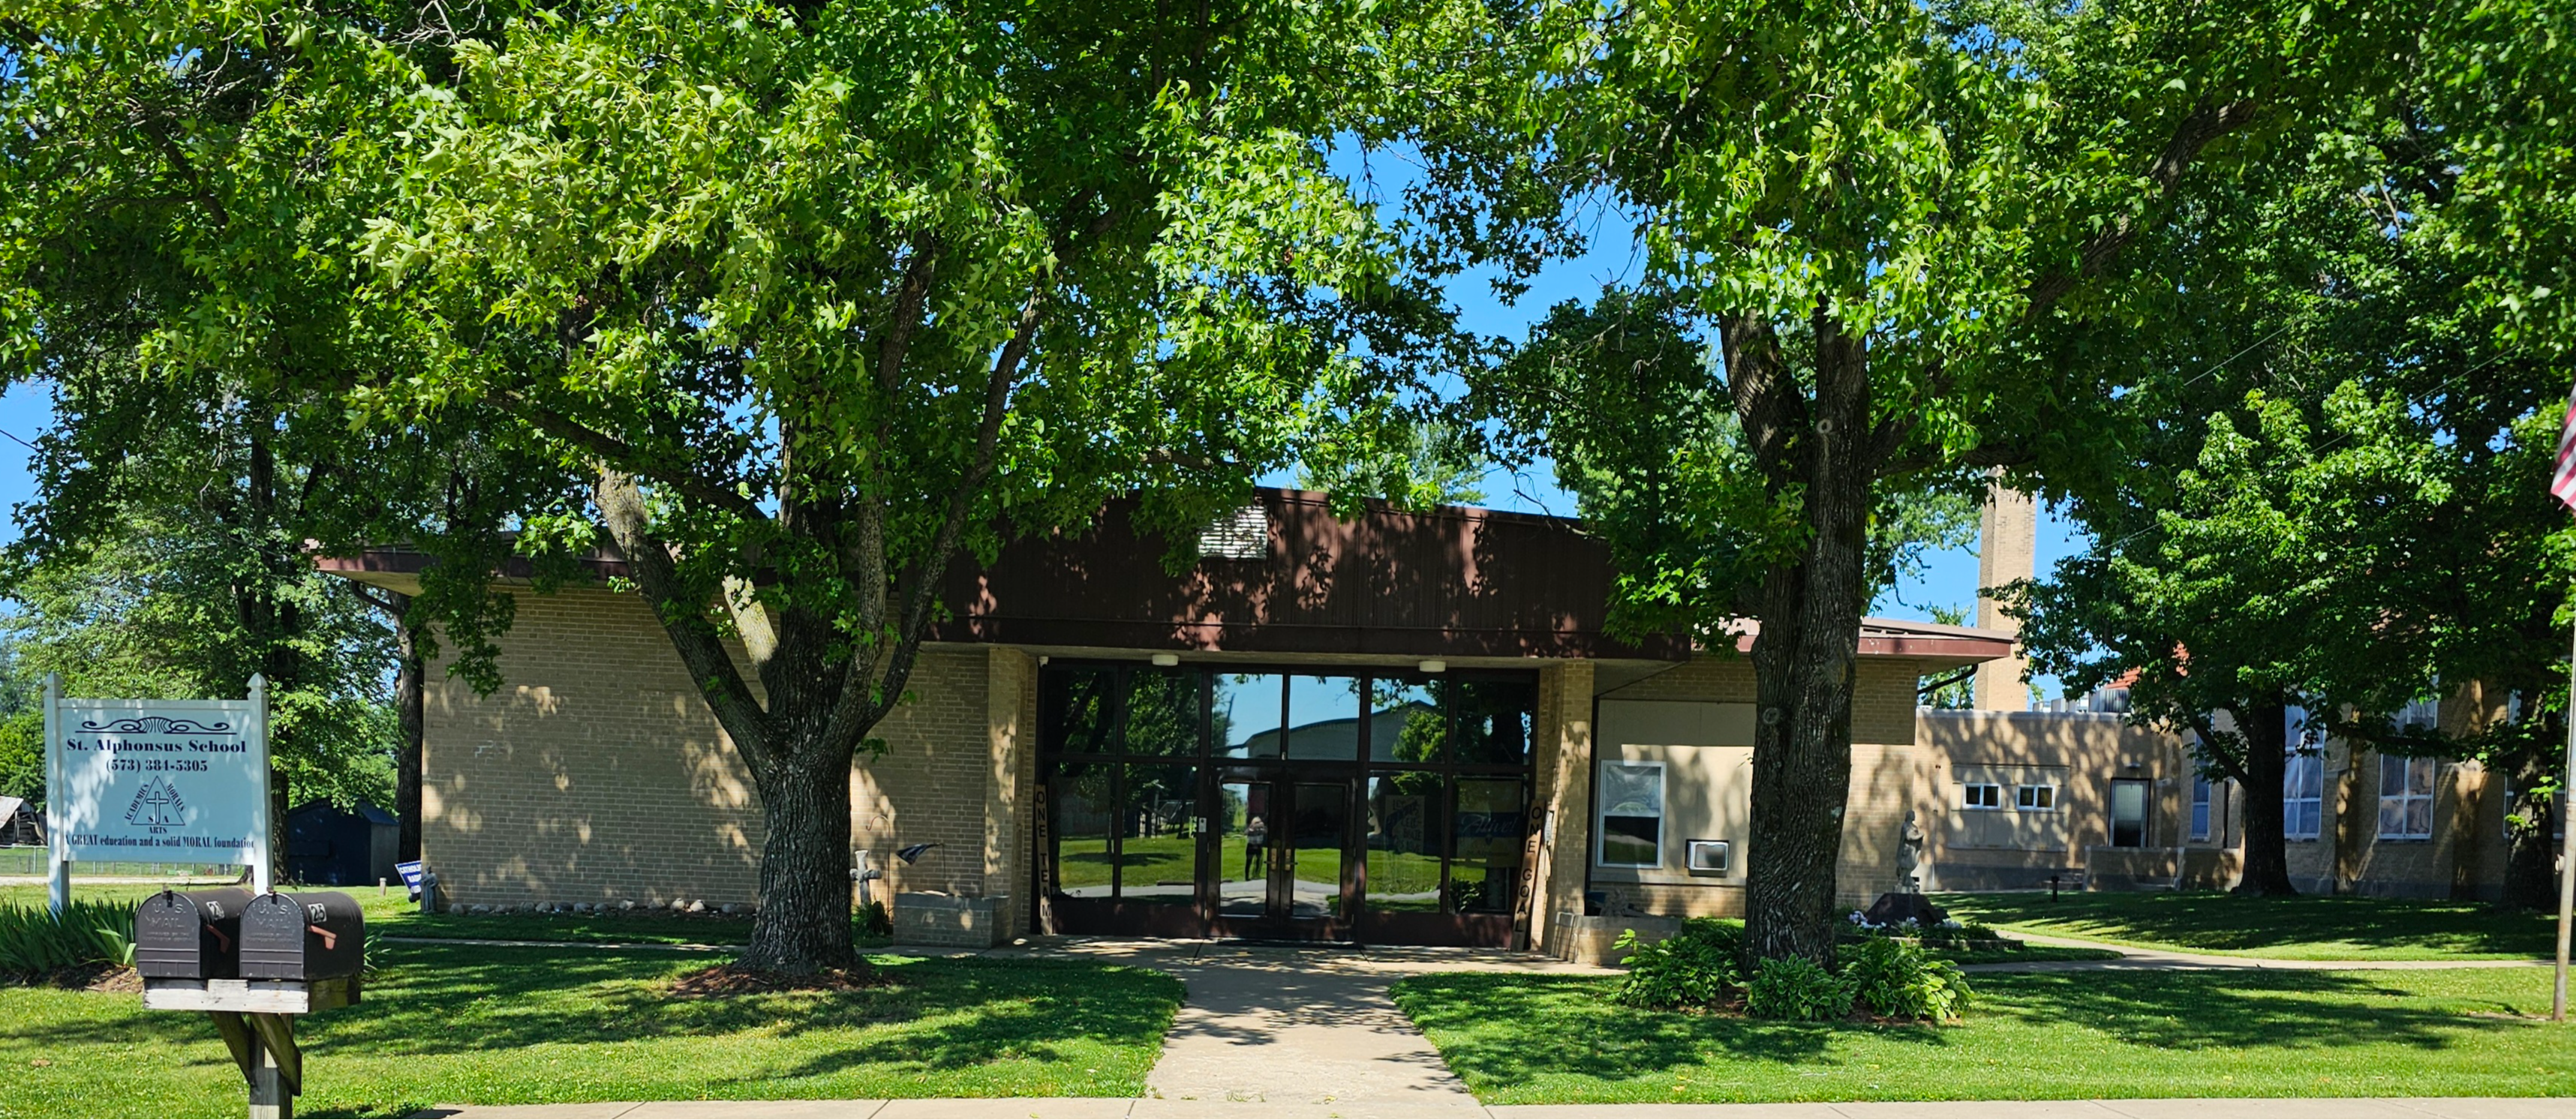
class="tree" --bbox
[2007,5,2576,899]
[329,1,1449,973]
[1297,413,1489,512]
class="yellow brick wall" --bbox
[1589,654,1938,918]
[422,587,1017,919]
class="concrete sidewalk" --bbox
[419,1097,2576,1118]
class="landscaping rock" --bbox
[685,899,706,914]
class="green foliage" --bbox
[0,900,137,983]
[1840,936,1971,1021]
[856,901,893,939]
[1610,917,1744,1009]
[0,709,40,809]
[1743,955,1853,1022]
[1299,410,1489,513]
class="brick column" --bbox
[1974,475,2035,711]
[984,646,1038,936]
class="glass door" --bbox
[1281,781,1352,930]
[2110,779,2150,848]
[1208,770,1354,940]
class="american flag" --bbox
[2555,384,2576,510]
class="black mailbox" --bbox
[134,888,255,980]
[239,891,365,981]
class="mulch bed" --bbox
[666,962,888,998]
[0,964,142,992]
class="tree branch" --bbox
[594,467,774,764]
[2022,99,2261,320]
[494,386,772,526]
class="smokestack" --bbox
[1974,473,2035,710]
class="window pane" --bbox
[1450,680,1534,767]
[1601,762,1664,816]
[1366,774,1444,911]
[1124,671,1201,757]
[1051,760,1117,896]
[1287,782,1348,920]
[2382,755,2405,797]
[1452,779,1526,912]
[1215,674,1286,758]
[2380,800,2406,836]
[1371,680,1441,764]
[1601,816,1660,866]
[2410,758,2436,797]
[1044,668,1115,755]
[1122,764,1199,903]
[1287,675,1363,760]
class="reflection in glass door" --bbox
[1284,782,1350,923]
[1216,777,1267,923]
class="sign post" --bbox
[44,674,272,914]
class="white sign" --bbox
[45,675,270,890]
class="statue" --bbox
[1895,809,1925,893]
[1862,809,1947,929]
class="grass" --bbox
[0,881,902,948]
[1392,967,2576,1105]
[1937,890,2562,960]
[0,941,1183,1118]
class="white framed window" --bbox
[1596,761,1664,867]
[2190,775,2215,842]
[2285,752,2325,840]
[2015,785,2057,812]
[2379,755,2436,839]
[1961,782,2004,810]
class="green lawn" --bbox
[1392,968,2576,1105]
[4,881,782,947]
[0,942,1183,1118]
[1937,890,2561,960]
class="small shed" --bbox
[0,795,39,847]
[285,800,400,887]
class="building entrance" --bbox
[1034,664,1535,947]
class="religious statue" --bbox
[1895,809,1926,893]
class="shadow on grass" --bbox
[1395,968,2544,1091]
[1976,970,2538,1049]
[1390,973,1952,1086]
[1940,891,2556,956]
[1,943,1183,1073]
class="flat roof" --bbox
[315,488,2012,666]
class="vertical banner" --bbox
[45,674,272,913]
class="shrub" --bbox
[855,899,893,938]
[0,900,137,983]
[1841,935,1972,1020]
[1745,955,1853,1021]
[1612,919,1744,1008]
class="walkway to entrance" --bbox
[996,938,1605,1115]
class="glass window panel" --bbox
[1286,782,1349,920]
[2410,758,2436,797]
[1216,778,1267,916]
[1452,779,1525,913]
[1449,680,1534,767]
[1366,773,1445,912]
[1043,668,1115,755]
[1215,674,1286,758]
[1050,760,1117,896]
[1287,675,1363,760]
[2406,797,2432,836]
[1124,671,1201,757]
[1598,761,1663,866]
[1121,764,1199,903]
[1370,680,1442,764]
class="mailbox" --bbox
[239,891,365,981]
[134,888,255,980]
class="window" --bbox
[2379,755,2436,839]
[2190,776,2214,842]
[1961,783,2004,810]
[1596,761,1664,867]
[2110,779,2150,848]
[2016,785,2057,811]
[2285,752,2325,839]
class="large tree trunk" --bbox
[2502,749,2560,911]
[739,741,859,973]
[2233,695,2298,896]
[1741,319,1875,967]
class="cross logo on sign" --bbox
[125,776,187,832]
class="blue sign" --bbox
[395,860,425,899]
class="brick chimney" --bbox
[1973,473,2035,710]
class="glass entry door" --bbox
[1211,772,1354,940]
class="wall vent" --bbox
[1196,503,1270,560]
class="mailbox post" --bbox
[138,889,363,1119]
